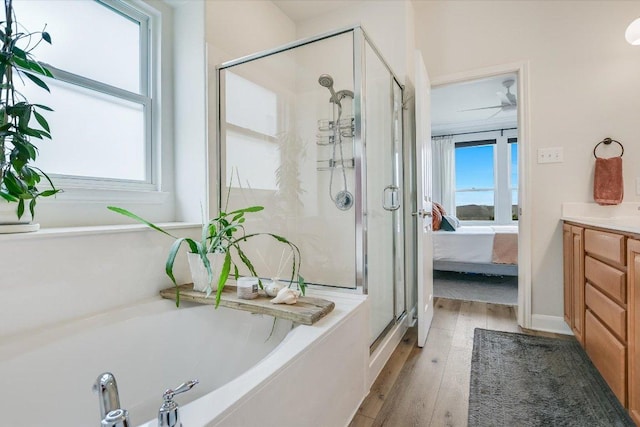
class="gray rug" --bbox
[469,329,634,427]
[433,271,517,305]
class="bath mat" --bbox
[468,329,634,427]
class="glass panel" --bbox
[456,191,495,220]
[393,81,405,320]
[510,141,518,221]
[365,42,395,344]
[220,32,356,288]
[14,0,141,93]
[26,79,146,181]
[455,144,494,220]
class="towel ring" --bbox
[593,137,624,159]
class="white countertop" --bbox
[562,216,640,234]
[561,202,640,234]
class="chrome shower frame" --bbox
[215,25,405,299]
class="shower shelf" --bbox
[316,158,355,171]
[160,283,335,325]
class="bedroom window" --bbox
[454,135,517,224]
[454,140,495,221]
[509,138,518,220]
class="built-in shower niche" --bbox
[217,27,405,346]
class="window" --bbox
[455,140,495,221]
[14,0,154,189]
[454,132,518,223]
[509,138,518,220]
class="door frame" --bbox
[430,61,531,328]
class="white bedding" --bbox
[433,225,518,264]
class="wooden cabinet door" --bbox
[572,226,585,345]
[563,224,573,327]
[627,239,640,424]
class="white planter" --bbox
[0,201,39,233]
[187,252,225,293]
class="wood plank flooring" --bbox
[350,298,568,427]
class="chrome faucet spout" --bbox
[93,372,122,421]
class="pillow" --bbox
[432,202,446,231]
[440,215,460,231]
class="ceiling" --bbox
[431,73,518,136]
[272,1,354,22]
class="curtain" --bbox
[432,135,456,215]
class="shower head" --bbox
[318,73,339,104]
[318,74,334,88]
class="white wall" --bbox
[295,1,413,83]
[414,1,640,319]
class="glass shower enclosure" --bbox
[215,27,405,347]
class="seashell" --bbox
[270,287,300,305]
[265,279,285,297]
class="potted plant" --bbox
[108,205,305,307]
[0,0,60,231]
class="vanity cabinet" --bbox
[563,223,584,344]
[563,222,640,424]
[627,239,640,424]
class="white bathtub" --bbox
[0,289,367,426]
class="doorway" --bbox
[429,67,529,324]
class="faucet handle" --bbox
[158,380,199,427]
[162,379,199,401]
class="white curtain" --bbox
[432,135,456,215]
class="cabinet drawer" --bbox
[585,310,627,406]
[585,229,626,266]
[585,256,626,305]
[585,283,626,341]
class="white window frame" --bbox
[453,129,518,225]
[37,0,155,192]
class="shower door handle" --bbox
[383,185,400,211]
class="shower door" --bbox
[361,34,405,347]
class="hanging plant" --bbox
[0,0,60,220]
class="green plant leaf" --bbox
[0,191,18,202]
[23,71,50,92]
[33,104,53,111]
[215,251,232,308]
[165,237,191,286]
[107,206,176,238]
[17,199,24,219]
[32,110,50,132]
[42,32,51,44]
[11,46,27,60]
[29,198,36,218]
[39,189,58,197]
[227,205,264,215]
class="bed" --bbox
[432,225,518,276]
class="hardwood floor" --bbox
[349,298,568,427]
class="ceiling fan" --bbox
[461,78,517,118]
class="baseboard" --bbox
[367,318,408,389]
[531,314,573,335]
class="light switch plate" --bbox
[537,147,564,164]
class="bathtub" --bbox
[0,289,367,426]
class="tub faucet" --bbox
[93,372,130,427]
[158,379,199,427]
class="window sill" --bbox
[0,222,202,242]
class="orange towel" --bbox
[594,156,623,206]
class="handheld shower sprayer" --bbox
[317,73,354,211]
[318,74,339,105]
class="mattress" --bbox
[433,225,518,264]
